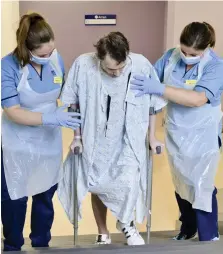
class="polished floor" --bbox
[5,232,223,254]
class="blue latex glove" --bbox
[42,105,82,130]
[131,73,165,97]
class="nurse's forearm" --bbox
[4,105,42,125]
[164,86,208,107]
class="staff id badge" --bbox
[54,76,62,84]
[185,79,197,85]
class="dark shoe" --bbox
[3,245,21,252]
[173,232,197,240]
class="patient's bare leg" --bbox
[91,194,109,235]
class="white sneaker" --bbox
[211,233,220,241]
[116,221,145,245]
[95,234,112,245]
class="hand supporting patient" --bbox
[42,105,81,130]
[131,73,165,97]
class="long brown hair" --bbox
[180,22,216,50]
[13,13,54,67]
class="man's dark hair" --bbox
[94,32,130,63]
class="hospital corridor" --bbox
[1,1,223,254]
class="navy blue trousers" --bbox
[176,136,221,241]
[1,149,57,251]
[175,188,218,241]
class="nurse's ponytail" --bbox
[203,22,215,48]
[180,21,216,50]
[13,13,54,67]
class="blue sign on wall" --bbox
[85,14,116,26]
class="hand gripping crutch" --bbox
[146,145,161,244]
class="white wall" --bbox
[1,1,19,57]
[165,1,223,55]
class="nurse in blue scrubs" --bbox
[1,13,81,251]
[131,22,223,242]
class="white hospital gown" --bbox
[88,59,140,222]
[58,53,167,224]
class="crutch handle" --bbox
[149,145,162,154]
[74,146,80,155]
[156,146,161,154]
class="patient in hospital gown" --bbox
[58,32,166,245]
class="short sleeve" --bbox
[1,56,20,108]
[194,61,223,105]
[60,59,79,105]
[154,48,174,82]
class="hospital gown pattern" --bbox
[87,60,140,222]
[58,53,167,224]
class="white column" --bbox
[1,0,19,57]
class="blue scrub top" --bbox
[154,48,223,107]
[154,48,223,145]
[1,53,65,108]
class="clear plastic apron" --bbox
[164,48,221,212]
[1,50,64,200]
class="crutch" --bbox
[68,106,80,246]
[72,146,80,246]
[146,104,162,244]
[146,145,161,244]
